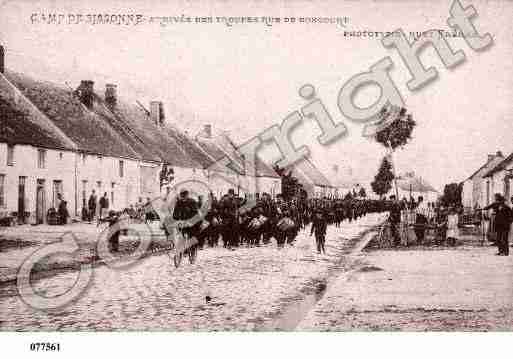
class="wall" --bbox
[76,153,158,214]
[0,142,168,221]
[0,143,76,223]
[462,179,473,209]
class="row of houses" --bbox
[0,48,285,224]
[0,46,344,225]
[461,150,513,209]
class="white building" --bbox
[461,151,504,209]
[387,172,439,203]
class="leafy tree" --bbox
[440,182,463,207]
[375,110,416,150]
[371,157,394,198]
[358,187,367,198]
[374,106,416,197]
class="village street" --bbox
[0,213,385,331]
[299,234,513,331]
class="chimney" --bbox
[105,84,117,107]
[203,124,212,138]
[0,45,4,74]
[78,80,94,108]
[496,151,503,157]
[150,101,165,126]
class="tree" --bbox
[371,157,394,198]
[358,187,367,198]
[374,106,416,197]
[440,182,463,207]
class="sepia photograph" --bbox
[0,0,512,356]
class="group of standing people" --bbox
[387,195,461,247]
[83,190,110,224]
[386,192,512,256]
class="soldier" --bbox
[310,208,327,254]
[205,202,221,247]
[219,189,240,249]
[172,189,200,240]
[260,193,278,245]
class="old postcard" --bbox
[0,0,512,356]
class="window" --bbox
[81,153,87,165]
[0,174,5,207]
[111,182,115,207]
[119,160,124,178]
[7,145,14,166]
[37,149,46,169]
[97,181,102,190]
[81,180,88,207]
[59,152,63,160]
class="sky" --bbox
[1,0,513,192]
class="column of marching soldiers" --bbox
[165,188,391,253]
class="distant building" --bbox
[388,171,438,203]
[330,164,357,198]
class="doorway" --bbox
[36,179,46,224]
[18,176,26,224]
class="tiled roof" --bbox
[107,101,200,167]
[164,127,214,168]
[196,135,280,178]
[4,70,138,159]
[0,73,75,150]
[2,70,213,168]
[1,69,285,177]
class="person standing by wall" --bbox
[88,190,97,223]
[99,192,109,222]
[56,193,69,225]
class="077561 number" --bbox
[30,343,60,352]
